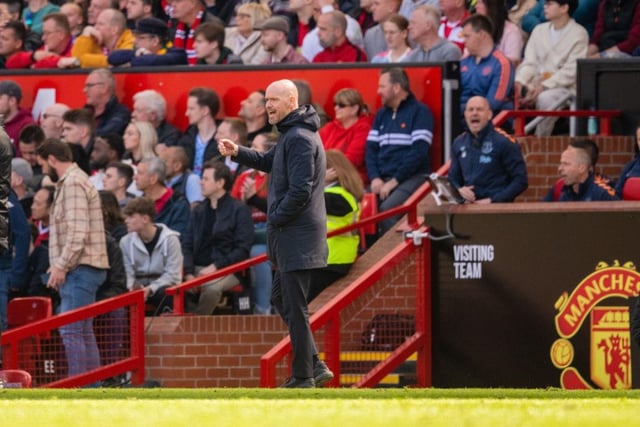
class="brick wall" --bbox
[144,136,635,387]
[516,135,634,201]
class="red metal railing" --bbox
[493,109,621,136]
[1,290,146,388]
[259,163,450,388]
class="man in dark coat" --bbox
[218,79,334,388]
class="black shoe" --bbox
[279,376,315,388]
[313,360,334,387]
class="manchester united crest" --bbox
[551,260,640,389]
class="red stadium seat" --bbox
[622,177,640,200]
[0,369,32,388]
[7,297,52,330]
[359,192,378,250]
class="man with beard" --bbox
[238,90,272,142]
[36,138,109,380]
[218,79,334,388]
[312,10,367,62]
[89,133,124,190]
[258,16,308,64]
[0,21,26,69]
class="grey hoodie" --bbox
[119,223,183,295]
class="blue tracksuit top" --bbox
[449,123,528,202]
[556,173,618,201]
[460,47,514,115]
[365,92,434,183]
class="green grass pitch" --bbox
[1,388,640,427]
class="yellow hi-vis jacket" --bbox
[325,185,360,265]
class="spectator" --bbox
[292,79,331,127]
[215,118,249,182]
[66,8,134,68]
[61,107,95,156]
[10,158,34,216]
[122,120,157,165]
[544,139,618,201]
[108,16,187,66]
[371,13,411,63]
[238,90,272,142]
[0,0,43,51]
[313,10,367,62]
[474,0,523,65]
[229,132,277,315]
[286,0,316,50]
[40,102,70,139]
[307,149,363,302]
[121,197,183,315]
[587,0,640,58]
[366,67,434,234]
[182,160,253,315]
[159,145,203,207]
[169,0,222,65]
[98,189,127,240]
[351,0,375,33]
[0,80,36,153]
[132,90,181,148]
[25,186,56,306]
[521,0,599,37]
[87,0,117,25]
[0,21,26,69]
[301,0,364,62]
[89,132,124,189]
[224,3,270,65]
[134,156,190,237]
[193,20,242,65]
[82,68,131,136]
[60,2,85,39]
[18,124,45,184]
[125,0,152,25]
[320,88,371,185]
[178,87,221,177]
[399,0,439,19]
[36,138,109,379]
[103,161,136,208]
[364,0,401,59]
[259,16,308,64]
[615,122,640,198]
[438,0,470,52]
[449,96,528,203]
[515,0,588,136]
[404,6,461,62]
[460,14,514,115]
[22,0,60,35]
[508,0,538,27]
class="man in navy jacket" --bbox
[449,96,528,203]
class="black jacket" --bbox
[0,127,11,253]
[178,124,221,171]
[156,189,191,239]
[87,96,131,136]
[234,105,328,272]
[182,193,253,276]
[97,232,127,301]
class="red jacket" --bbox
[319,114,372,185]
[312,39,367,63]
[6,38,73,69]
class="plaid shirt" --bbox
[50,164,109,272]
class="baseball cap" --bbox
[0,80,22,102]
[255,16,290,35]
[11,157,33,181]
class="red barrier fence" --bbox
[1,290,146,388]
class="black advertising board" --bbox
[426,202,640,388]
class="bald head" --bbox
[265,79,299,125]
[464,96,492,135]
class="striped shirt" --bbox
[50,164,109,272]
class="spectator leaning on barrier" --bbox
[65,8,134,68]
[7,12,73,69]
[109,17,187,66]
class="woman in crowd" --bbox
[224,3,271,65]
[319,88,372,185]
[371,14,412,64]
[615,121,640,198]
[474,0,523,65]
[122,121,158,166]
[308,149,364,302]
[230,132,277,315]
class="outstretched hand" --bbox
[218,138,238,157]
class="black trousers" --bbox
[271,269,318,379]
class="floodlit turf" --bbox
[1,389,640,427]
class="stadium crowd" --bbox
[0,0,639,331]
